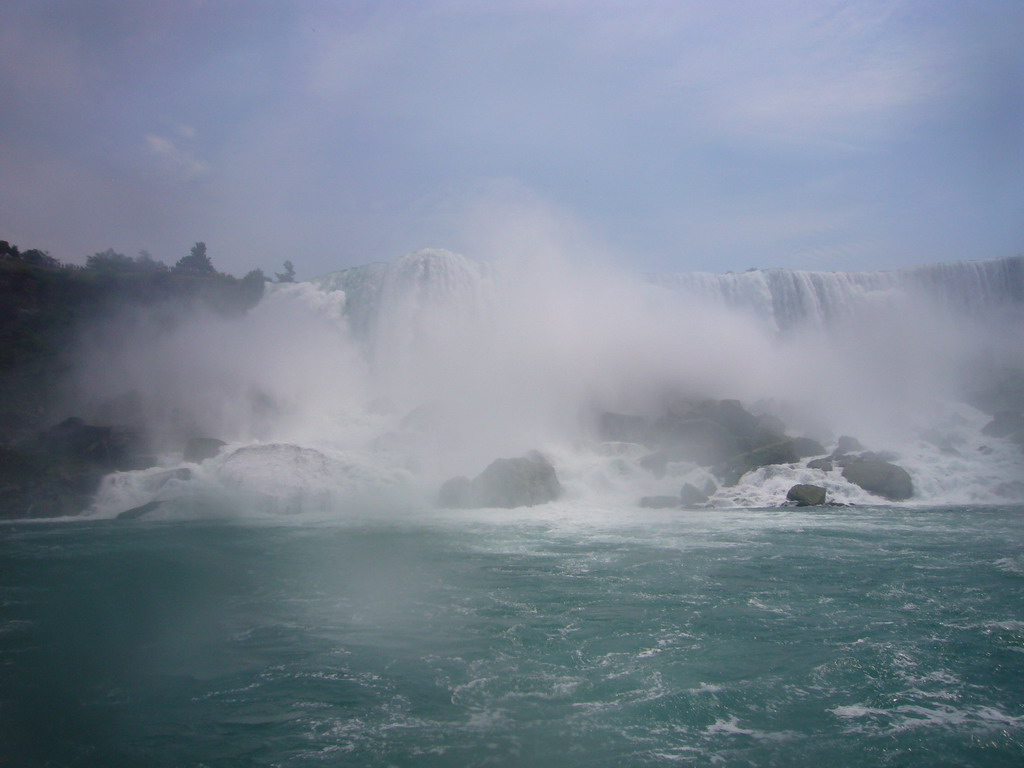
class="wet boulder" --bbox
[651,415,742,466]
[841,456,913,501]
[786,484,827,506]
[116,500,163,520]
[1,418,156,519]
[807,457,833,471]
[791,436,827,458]
[713,439,800,487]
[437,476,473,508]
[41,417,150,470]
[184,437,226,463]
[639,450,670,478]
[981,411,1024,452]
[830,435,864,458]
[438,452,561,509]
[472,453,562,508]
[680,482,710,507]
[597,412,650,444]
[981,410,1024,438]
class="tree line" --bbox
[1,239,298,284]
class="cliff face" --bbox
[0,261,265,442]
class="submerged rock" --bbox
[841,456,913,501]
[438,452,561,509]
[807,457,833,471]
[786,484,827,506]
[116,500,163,520]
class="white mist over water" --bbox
[71,243,1024,519]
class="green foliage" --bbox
[1,240,60,269]
[275,260,296,283]
[1,237,269,440]
[172,241,215,275]
[86,249,168,273]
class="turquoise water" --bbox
[2,506,1023,767]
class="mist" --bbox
[65,219,1022,515]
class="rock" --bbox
[755,412,788,436]
[152,467,192,490]
[473,453,562,508]
[786,484,827,506]
[437,476,473,508]
[40,417,150,470]
[116,500,163,520]
[640,495,680,509]
[597,412,650,444]
[713,440,800,486]
[791,436,827,458]
[920,428,962,455]
[1,417,156,519]
[841,456,913,501]
[651,415,742,466]
[981,411,1024,438]
[706,399,761,438]
[639,451,669,478]
[438,452,561,509]
[184,437,226,463]
[831,435,864,457]
[807,457,833,471]
[702,478,718,497]
[981,411,1024,452]
[680,482,709,507]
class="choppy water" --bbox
[2,505,1023,767]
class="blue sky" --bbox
[1,0,1022,277]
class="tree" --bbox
[86,248,133,271]
[134,250,167,272]
[172,241,215,275]
[19,248,60,269]
[1,241,60,268]
[275,260,296,283]
[0,241,20,260]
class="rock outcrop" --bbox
[0,417,155,519]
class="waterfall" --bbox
[650,255,1023,333]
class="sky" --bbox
[1,0,1022,278]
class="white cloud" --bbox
[145,132,210,181]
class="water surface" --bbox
[2,505,1022,766]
